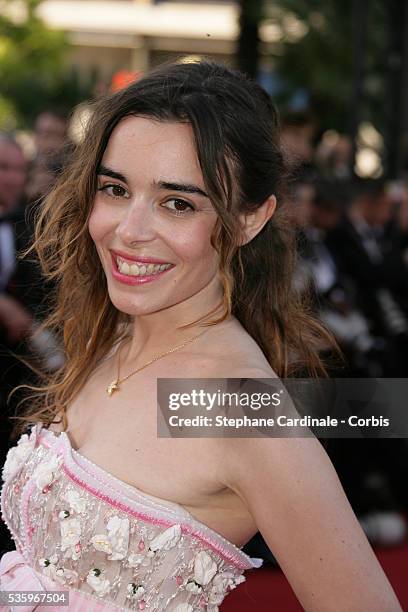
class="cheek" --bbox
[88,202,108,245]
[171,222,218,266]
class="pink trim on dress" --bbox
[32,427,258,570]
[62,460,252,570]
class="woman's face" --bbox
[88,116,220,317]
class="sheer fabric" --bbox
[0,424,261,611]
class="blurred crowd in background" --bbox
[1,98,408,560]
[283,111,408,380]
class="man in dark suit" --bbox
[325,181,408,537]
[327,180,408,375]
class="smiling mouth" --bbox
[115,255,173,277]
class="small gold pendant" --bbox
[106,380,119,396]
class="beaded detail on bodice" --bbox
[1,424,259,611]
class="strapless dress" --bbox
[0,424,261,611]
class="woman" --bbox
[0,61,402,611]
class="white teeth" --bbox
[116,257,171,277]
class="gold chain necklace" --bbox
[106,329,207,396]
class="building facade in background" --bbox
[37,0,239,82]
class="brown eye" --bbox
[98,184,129,198]
[162,199,195,215]
[111,185,126,197]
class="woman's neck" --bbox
[123,276,224,365]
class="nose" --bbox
[115,198,157,247]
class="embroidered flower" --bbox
[185,580,203,594]
[126,583,146,601]
[62,488,87,514]
[53,566,78,587]
[194,551,218,585]
[208,571,245,605]
[126,524,181,569]
[39,554,59,568]
[91,534,112,555]
[39,555,78,586]
[106,516,130,560]
[127,552,151,568]
[60,517,81,560]
[2,433,35,481]
[186,550,218,593]
[33,453,63,491]
[86,568,112,597]
[149,524,181,553]
[91,516,130,560]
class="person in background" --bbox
[0,134,32,551]
[0,135,32,360]
[303,181,380,376]
[280,110,316,175]
[0,133,64,555]
[327,179,408,376]
[315,134,353,180]
[33,110,67,167]
[27,110,69,204]
[322,179,408,546]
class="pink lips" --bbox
[110,251,174,286]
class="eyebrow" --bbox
[98,165,126,183]
[97,165,209,199]
[157,181,208,199]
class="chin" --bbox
[107,293,168,318]
[109,299,152,317]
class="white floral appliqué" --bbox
[2,433,35,482]
[39,555,78,586]
[208,571,246,606]
[127,524,181,568]
[60,517,81,560]
[33,453,63,491]
[126,583,145,601]
[61,488,87,514]
[91,515,130,560]
[127,551,151,568]
[86,568,112,597]
[186,550,218,594]
[149,524,181,552]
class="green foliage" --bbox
[265,0,388,133]
[0,0,95,128]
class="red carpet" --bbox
[222,542,408,611]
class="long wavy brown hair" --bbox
[13,60,338,436]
